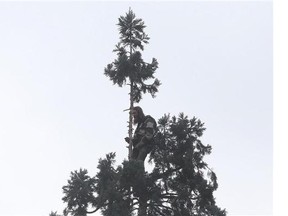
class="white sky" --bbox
[0,1,280,216]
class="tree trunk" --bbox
[128,33,134,160]
[128,81,134,160]
[138,196,147,216]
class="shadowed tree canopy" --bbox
[55,113,227,216]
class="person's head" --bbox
[131,106,145,125]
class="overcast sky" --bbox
[0,1,273,216]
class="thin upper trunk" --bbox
[128,30,134,160]
[138,196,148,216]
[128,80,133,159]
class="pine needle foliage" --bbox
[62,168,97,216]
[104,8,160,103]
[56,114,226,216]
[49,212,62,216]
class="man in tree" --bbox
[125,106,157,161]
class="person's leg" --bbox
[132,147,139,160]
[137,147,148,161]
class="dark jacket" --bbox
[132,115,157,148]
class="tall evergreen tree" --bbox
[50,8,226,216]
[104,8,160,159]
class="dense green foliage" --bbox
[104,8,160,103]
[52,113,226,216]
